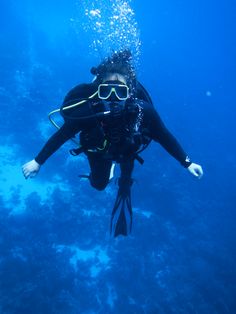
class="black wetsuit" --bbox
[35,83,191,190]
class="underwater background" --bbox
[0,0,235,313]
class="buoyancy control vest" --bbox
[49,81,154,163]
[79,99,148,163]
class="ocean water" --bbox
[0,0,235,313]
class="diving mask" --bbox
[98,83,129,101]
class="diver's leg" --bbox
[87,153,112,191]
[119,159,134,189]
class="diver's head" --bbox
[91,49,137,96]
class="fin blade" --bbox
[110,190,132,237]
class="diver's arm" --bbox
[22,84,96,179]
[34,123,78,165]
[22,122,79,179]
[145,107,203,177]
[147,108,190,166]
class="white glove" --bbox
[187,163,203,179]
[22,159,41,179]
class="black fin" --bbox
[110,177,133,237]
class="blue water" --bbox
[0,0,235,313]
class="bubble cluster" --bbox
[74,0,141,69]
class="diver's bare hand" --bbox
[187,163,203,179]
[22,159,40,179]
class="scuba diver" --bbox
[22,50,203,237]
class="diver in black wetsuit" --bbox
[22,50,203,237]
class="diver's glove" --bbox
[187,163,203,179]
[22,159,41,179]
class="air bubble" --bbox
[74,0,141,70]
